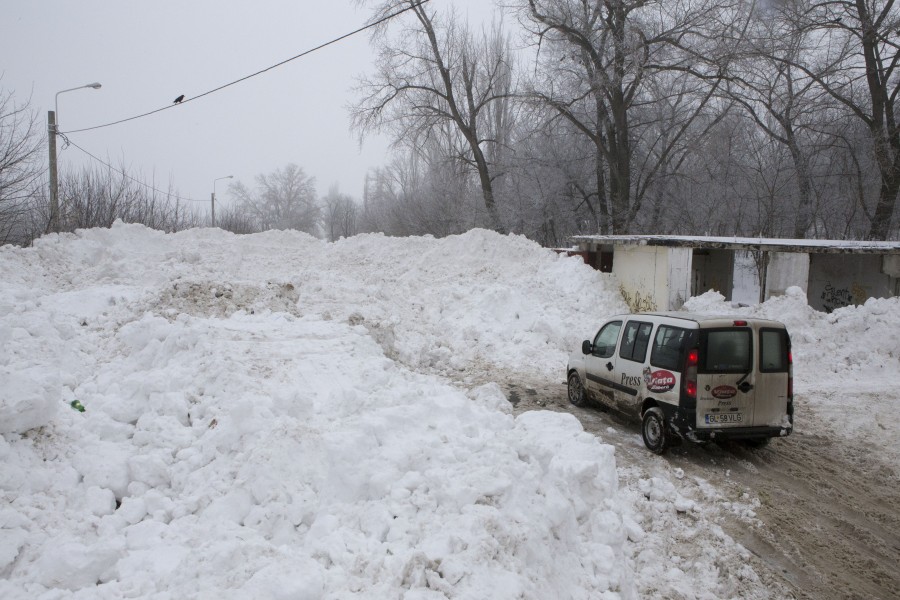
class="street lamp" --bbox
[55,82,102,125]
[212,175,233,228]
[48,82,102,233]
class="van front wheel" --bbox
[642,407,669,455]
[567,372,587,407]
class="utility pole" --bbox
[48,111,59,233]
[49,82,102,234]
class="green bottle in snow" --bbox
[70,400,85,412]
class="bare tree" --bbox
[59,163,202,232]
[520,0,738,234]
[774,0,900,239]
[229,163,320,235]
[322,184,360,241]
[359,140,477,237]
[726,63,818,237]
[818,121,882,238]
[503,108,602,243]
[0,85,44,245]
[722,2,864,239]
[214,204,259,235]
[634,70,733,233]
[352,0,514,232]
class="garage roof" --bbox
[571,235,900,255]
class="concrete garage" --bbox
[571,235,900,312]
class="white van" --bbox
[566,312,794,454]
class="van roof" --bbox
[613,311,787,328]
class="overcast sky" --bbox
[1,0,495,211]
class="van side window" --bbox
[592,321,622,358]
[650,325,689,371]
[702,330,752,372]
[760,328,789,372]
[619,321,653,362]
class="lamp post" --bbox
[212,175,233,228]
[49,82,102,233]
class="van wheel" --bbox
[567,372,587,407]
[642,407,669,455]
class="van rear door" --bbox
[753,327,791,427]
[696,327,755,429]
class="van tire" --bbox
[567,372,587,407]
[642,407,669,454]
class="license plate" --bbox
[705,413,743,424]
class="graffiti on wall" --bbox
[620,286,658,312]
[820,282,868,313]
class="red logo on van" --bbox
[711,385,737,399]
[646,369,677,393]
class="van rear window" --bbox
[650,325,690,371]
[760,328,789,372]
[702,330,751,373]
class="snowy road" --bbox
[503,379,900,600]
[727,431,900,600]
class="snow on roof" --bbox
[572,234,900,254]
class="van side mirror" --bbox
[582,340,592,355]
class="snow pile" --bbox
[0,224,632,598]
[301,230,628,378]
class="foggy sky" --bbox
[1,0,493,211]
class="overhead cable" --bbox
[60,0,431,135]
[65,139,207,203]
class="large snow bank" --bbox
[0,224,632,598]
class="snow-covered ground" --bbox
[1,223,898,598]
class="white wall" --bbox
[668,247,692,310]
[613,246,671,311]
[765,252,810,299]
[884,255,900,278]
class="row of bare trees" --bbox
[221,165,361,241]
[350,0,900,241]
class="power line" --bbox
[64,139,208,203]
[60,0,430,135]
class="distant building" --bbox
[569,235,900,313]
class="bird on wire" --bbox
[173,95,185,104]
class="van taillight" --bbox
[684,348,698,399]
[788,350,793,399]
[733,320,748,326]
